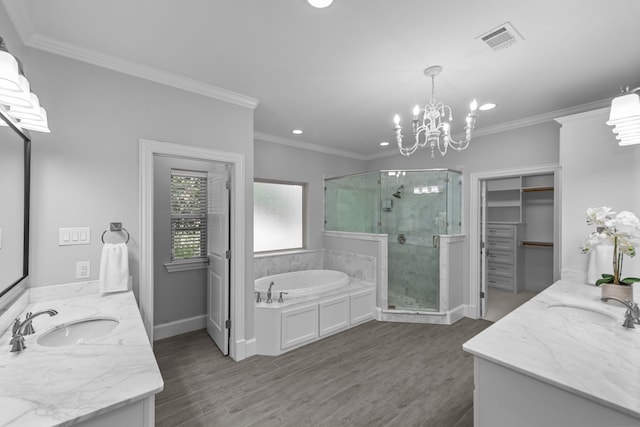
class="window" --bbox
[254,180,305,252]
[170,169,208,261]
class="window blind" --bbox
[170,169,208,261]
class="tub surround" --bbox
[255,278,375,356]
[0,283,163,426]
[463,280,640,426]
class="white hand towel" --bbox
[99,243,130,294]
[587,244,614,285]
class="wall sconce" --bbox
[607,86,640,146]
[0,36,50,133]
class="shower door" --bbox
[381,171,449,312]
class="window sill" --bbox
[164,259,209,273]
[254,249,312,258]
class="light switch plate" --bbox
[59,227,91,246]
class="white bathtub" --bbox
[255,269,349,299]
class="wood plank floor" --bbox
[153,318,492,427]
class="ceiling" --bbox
[3,0,640,159]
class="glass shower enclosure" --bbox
[325,169,461,312]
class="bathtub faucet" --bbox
[266,281,275,304]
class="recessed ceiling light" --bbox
[379,141,390,147]
[305,0,334,8]
[479,103,497,111]
[292,129,303,135]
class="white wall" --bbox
[557,108,640,282]
[0,5,257,339]
[366,121,561,304]
[254,139,365,250]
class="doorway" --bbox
[139,138,248,360]
[470,165,560,320]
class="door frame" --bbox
[139,138,246,360]
[469,164,561,319]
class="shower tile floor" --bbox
[387,290,438,311]
[154,318,492,427]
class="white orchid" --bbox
[585,206,615,226]
[580,207,640,286]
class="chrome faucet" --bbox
[9,309,58,352]
[278,292,289,303]
[601,297,639,328]
[266,281,275,304]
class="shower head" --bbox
[392,185,404,199]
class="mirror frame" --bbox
[0,108,31,298]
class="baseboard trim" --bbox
[448,304,466,323]
[245,337,257,358]
[464,304,479,319]
[153,314,206,341]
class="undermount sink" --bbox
[37,317,119,347]
[546,304,617,323]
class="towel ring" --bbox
[101,222,130,244]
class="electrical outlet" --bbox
[76,261,91,279]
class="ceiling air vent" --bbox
[477,22,523,51]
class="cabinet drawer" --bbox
[487,225,514,238]
[487,262,514,278]
[487,249,513,264]
[487,238,512,251]
[488,274,513,290]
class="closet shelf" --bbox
[522,186,554,193]
[520,241,553,248]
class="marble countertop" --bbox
[0,289,164,426]
[463,279,640,419]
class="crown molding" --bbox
[2,0,259,110]
[472,98,610,138]
[254,131,367,161]
[28,33,259,109]
[554,106,609,125]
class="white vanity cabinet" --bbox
[473,358,640,427]
[464,280,640,427]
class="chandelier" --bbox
[607,85,640,146]
[393,65,477,158]
[0,36,50,132]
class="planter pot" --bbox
[601,283,634,304]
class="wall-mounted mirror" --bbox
[0,109,30,298]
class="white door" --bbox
[207,166,230,355]
[480,180,488,318]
